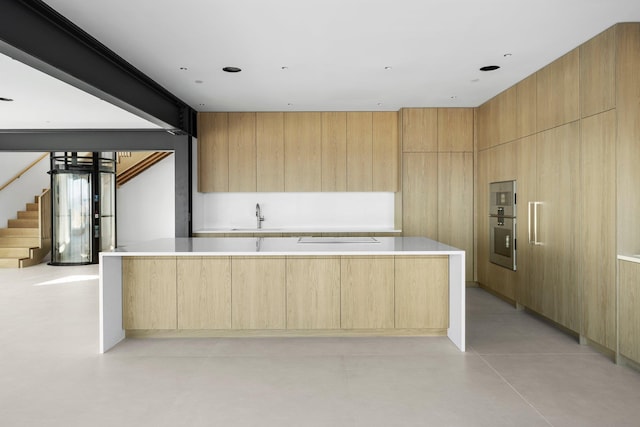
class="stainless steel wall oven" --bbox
[489,180,516,270]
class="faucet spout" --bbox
[256,203,265,229]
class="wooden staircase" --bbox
[0,190,51,268]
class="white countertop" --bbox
[193,227,402,234]
[103,237,463,257]
[618,254,640,264]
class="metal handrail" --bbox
[0,153,48,192]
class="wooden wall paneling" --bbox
[514,135,538,309]
[437,108,474,152]
[616,23,640,255]
[228,112,256,192]
[256,112,284,191]
[619,260,640,363]
[476,87,517,150]
[341,256,394,329]
[395,256,448,328]
[321,112,347,191]
[402,153,438,239]
[177,257,231,329]
[122,257,177,329]
[284,112,322,191]
[438,153,474,279]
[476,149,489,286]
[516,74,537,138]
[286,257,340,329]
[401,108,437,152]
[197,112,228,192]
[580,110,616,349]
[346,112,373,191]
[580,26,616,118]
[231,257,286,329]
[535,123,580,331]
[536,49,580,131]
[372,111,399,191]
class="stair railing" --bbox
[0,153,49,193]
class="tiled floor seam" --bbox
[472,347,556,427]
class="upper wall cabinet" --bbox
[437,108,474,152]
[536,48,580,131]
[476,86,517,150]
[198,111,399,193]
[516,74,537,139]
[580,26,615,118]
[401,108,437,152]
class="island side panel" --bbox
[448,252,466,351]
[99,255,124,353]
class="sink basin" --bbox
[297,237,380,244]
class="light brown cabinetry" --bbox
[286,257,340,329]
[372,112,399,191]
[256,112,285,191]
[402,153,438,239]
[401,108,437,152]
[437,108,474,152]
[579,110,616,349]
[580,26,615,118]
[516,75,537,138]
[346,112,373,191]
[228,113,256,192]
[341,256,394,329]
[123,257,177,329]
[321,112,347,191]
[619,260,640,364]
[177,257,231,329]
[231,257,286,329]
[476,86,517,150]
[198,112,228,192]
[536,49,580,131]
[284,112,322,192]
[395,256,448,328]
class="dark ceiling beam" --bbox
[0,0,196,136]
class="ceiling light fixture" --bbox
[0,97,14,102]
[179,67,188,70]
[281,66,289,70]
[503,53,512,57]
[195,80,203,84]
[384,66,392,70]
[222,66,242,73]
[480,65,500,71]
[450,96,457,99]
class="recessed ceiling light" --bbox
[450,96,457,99]
[179,67,188,71]
[0,97,14,102]
[198,103,205,106]
[480,65,500,71]
[195,80,203,84]
[287,103,293,106]
[471,78,480,83]
[222,66,242,73]
[281,66,289,70]
[384,66,392,70]
[503,53,512,57]
[377,103,383,106]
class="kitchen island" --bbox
[99,237,465,353]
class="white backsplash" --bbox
[193,192,395,230]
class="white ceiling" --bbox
[3,0,640,127]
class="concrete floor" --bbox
[1,263,640,426]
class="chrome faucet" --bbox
[256,203,265,229]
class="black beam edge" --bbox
[0,0,197,137]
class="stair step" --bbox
[0,247,30,258]
[8,219,39,228]
[0,228,39,237]
[17,211,38,219]
[0,237,40,247]
[26,203,39,212]
[0,258,21,268]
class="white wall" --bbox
[191,139,396,231]
[116,155,175,246]
[0,153,50,228]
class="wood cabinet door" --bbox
[536,49,580,131]
[177,257,231,329]
[516,75,537,139]
[580,26,615,118]
[372,111,399,191]
[341,256,394,329]
[401,108,437,152]
[535,122,580,332]
[232,257,286,329]
[476,87,517,150]
[437,108,473,152]
[123,257,177,329]
[395,256,448,329]
[619,260,640,364]
[580,110,616,349]
[284,112,322,191]
[197,112,228,192]
[346,112,373,191]
[228,112,256,192]
[321,112,347,191]
[286,257,340,329]
[402,153,438,239]
[256,112,284,192]
[438,153,473,279]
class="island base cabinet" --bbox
[286,257,340,329]
[395,256,449,329]
[341,257,394,329]
[122,257,177,330]
[231,257,286,330]
[619,260,640,364]
[177,257,231,329]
